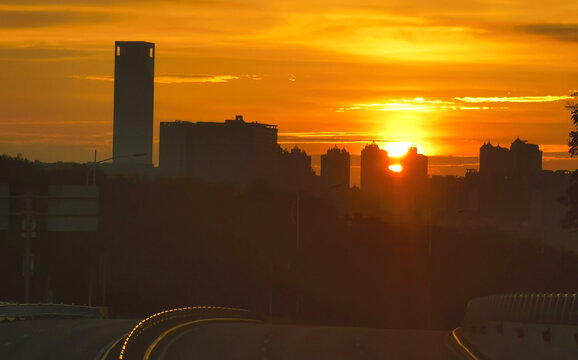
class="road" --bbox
[148,322,461,360]
[0,318,462,360]
[0,318,136,360]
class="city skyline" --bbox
[1,1,578,176]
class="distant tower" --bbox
[113,41,155,166]
[360,143,388,194]
[321,146,350,189]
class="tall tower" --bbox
[113,41,155,166]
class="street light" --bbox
[88,150,146,184]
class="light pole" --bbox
[87,150,145,306]
[88,150,146,184]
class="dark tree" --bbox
[567,92,578,156]
[565,92,578,226]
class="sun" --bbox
[382,141,426,157]
[384,142,412,157]
[389,164,402,172]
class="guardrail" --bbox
[0,303,106,320]
[458,292,578,360]
[465,292,577,325]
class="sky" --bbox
[1,0,578,182]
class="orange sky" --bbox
[1,0,578,180]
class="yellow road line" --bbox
[119,306,247,359]
[99,332,128,360]
[144,317,260,360]
[451,329,481,360]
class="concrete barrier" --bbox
[465,293,577,325]
[0,303,107,320]
[460,292,578,360]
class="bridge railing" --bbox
[464,292,578,325]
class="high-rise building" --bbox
[480,141,510,177]
[321,146,350,189]
[510,137,542,178]
[159,115,279,183]
[479,138,542,179]
[360,143,388,194]
[281,146,314,184]
[401,146,428,181]
[113,41,155,167]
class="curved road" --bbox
[150,322,461,360]
[0,318,462,360]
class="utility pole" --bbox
[295,187,300,319]
[93,149,97,185]
[21,192,36,303]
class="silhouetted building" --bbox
[480,142,510,178]
[159,115,279,184]
[401,146,428,181]
[321,146,350,189]
[510,137,542,178]
[281,146,315,185]
[360,143,388,194]
[479,138,542,179]
[158,121,195,177]
[113,41,155,168]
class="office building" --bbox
[113,41,155,167]
[159,115,279,183]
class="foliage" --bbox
[567,92,578,157]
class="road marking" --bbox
[144,317,260,360]
[94,332,128,360]
[451,329,481,360]
[119,306,248,359]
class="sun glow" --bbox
[389,164,402,172]
[384,142,412,157]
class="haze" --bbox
[1,0,577,180]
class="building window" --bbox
[116,46,120,56]
[149,48,153,58]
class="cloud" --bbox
[0,10,114,28]
[279,131,392,144]
[155,74,262,84]
[455,95,574,103]
[337,94,572,113]
[0,131,109,145]
[518,24,578,43]
[337,97,498,113]
[0,46,94,60]
[75,74,262,84]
